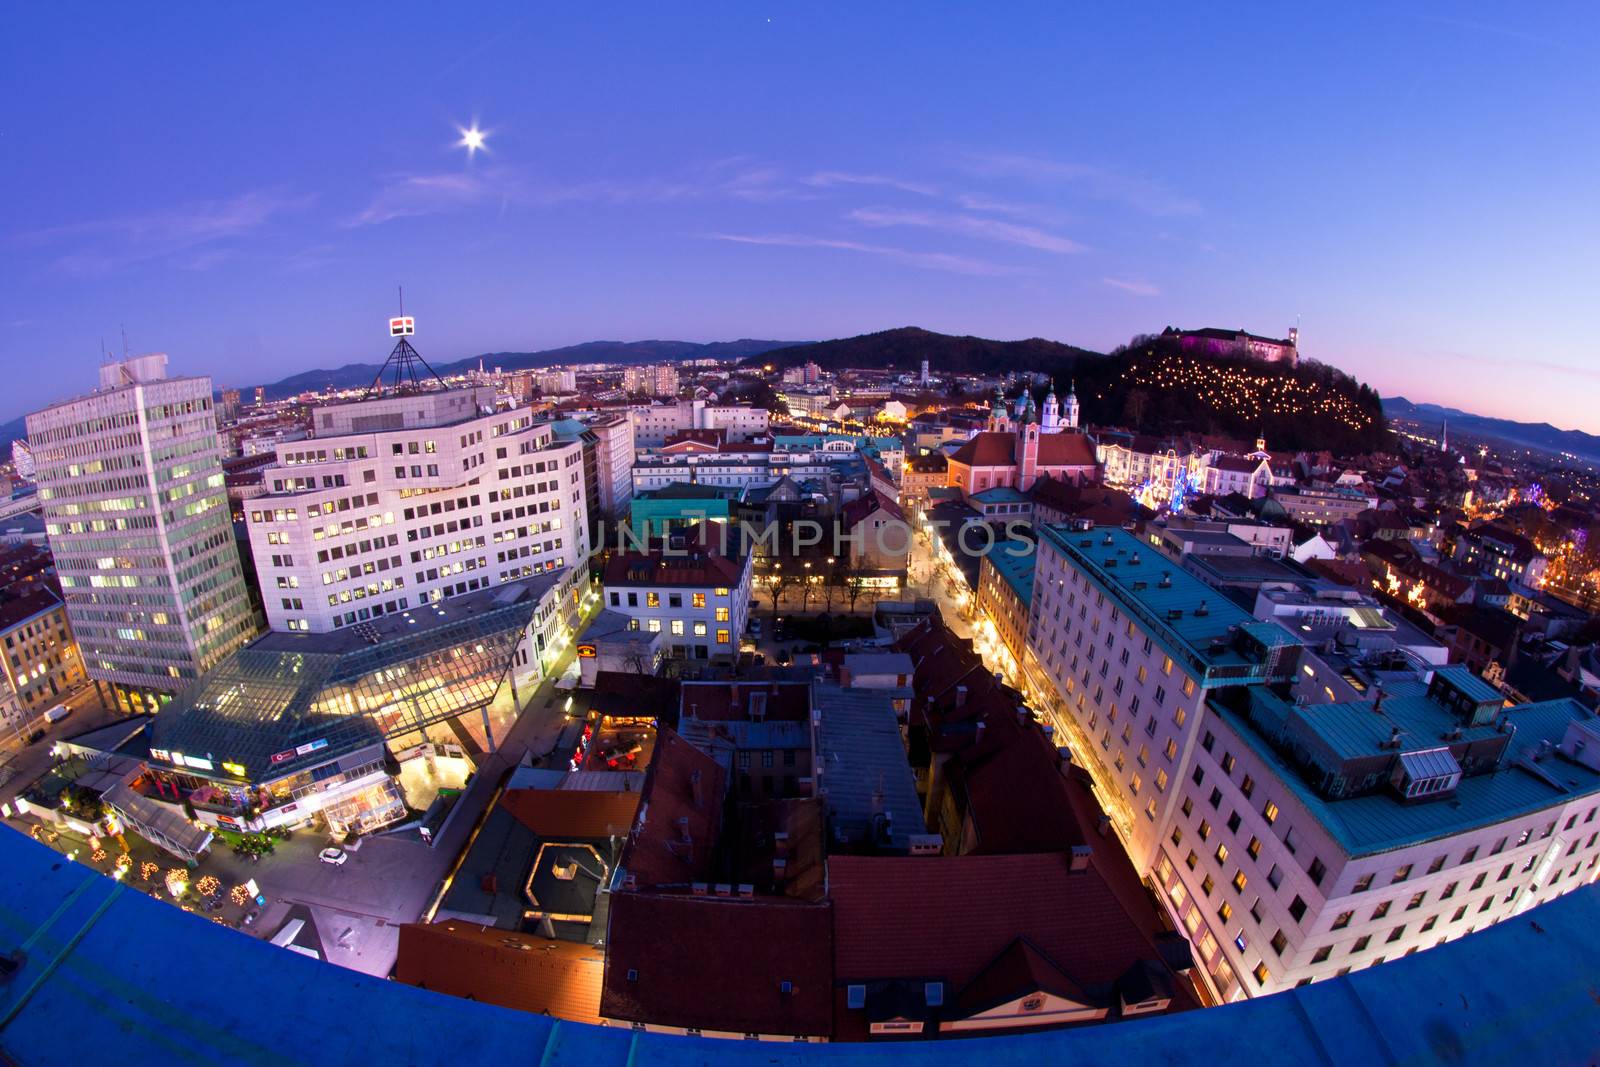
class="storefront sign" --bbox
[269,738,328,764]
[577,643,597,658]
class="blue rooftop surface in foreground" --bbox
[0,828,1597,1064]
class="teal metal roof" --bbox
[984,542,1037,607]
[1038,525,1299,687]
[1286,686,1502,762]
[970,487,1030,504]
[1227,687,1600,856]
[1432,663,1505,705]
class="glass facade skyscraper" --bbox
[25,354,259,712]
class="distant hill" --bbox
[754,326,1388,453]
[257,338,804,399]
[1383,396,1600,464]
[749,326,1102,376]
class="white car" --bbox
[318,848,348,866]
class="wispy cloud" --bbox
[1102,276,1160,296]
[343,163,803,227]
[705,232,1021,276]
[801,171,939,197]
[958,152,1200,217]
[20,190,314,276]
[848,207,1085,254]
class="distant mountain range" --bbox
[748,326,1102,378]
[257,338,805,399]
[1382,396,1600,464]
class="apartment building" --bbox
[1026,524,1600,1004]
[601,535,753,661]
[629,399,769,448]
[244,387,588,633]
[26,354,258,711]
[1269,485,1370,527]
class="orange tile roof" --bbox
[395,922,606,1023]
[499,788,641,840]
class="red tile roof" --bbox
[499,788,642,840]
[601,893,834,1036]
[829,852,1190,1008]
[840,490,906,531]
[679,680,812,722]
[948,431,1015,467]
[395,922,606,1023]
[618,728,726,888]
[949,430,1098,471]
[602,544,745,589]
[1035,432,1099,468]
[953,937,1090,1018]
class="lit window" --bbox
[647,592,660,607]
[671,620,685,635]
[693,592,706,608]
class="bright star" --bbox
[457,124,489,156]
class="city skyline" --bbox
[5,6,1600,431]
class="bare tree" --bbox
[840,555,869,614]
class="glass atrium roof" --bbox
[150,572,565,781]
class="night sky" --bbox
[4,5,1597,430]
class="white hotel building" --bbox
[1025,525,1600,1003]
[245,387,589,634]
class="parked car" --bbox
[748,618,762,637]
[318,848,348,866]
[43,704,70,724]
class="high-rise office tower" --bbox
[26,354,259,712]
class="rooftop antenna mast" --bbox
[367,288,445,396]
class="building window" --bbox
[1270,930,1287,956]
[716,629,730,644]
[1308,857,1327,885]
[1406,892,1426,911]
[647,592,660,607]
[1371,901,1391,920]
[671,620,685,636]
[1289,895,1307,922]
[1252,963,1269,987]
[1392,864,1413,884]
[1232,871,1248,893]
[692,592,706,608]
[1351,935,1371,953]
[1331,911,1352,930]
[1217,901,1232,923]
[1262,801,1279,824]
[1311,945,1332,964]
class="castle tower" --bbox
[1017,394,1041,490]
[1041,381,1060,433]
[1064,379,1080,430]
[1014,383,1030,421]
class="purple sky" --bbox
[4,5,1598,431]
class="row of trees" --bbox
[763,554,875,616]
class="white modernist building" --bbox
[1025,525,1600,1004]
[629,399,769,448]
[245,387,589,634]
[601,541,753,662]
[26,354,258,712]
